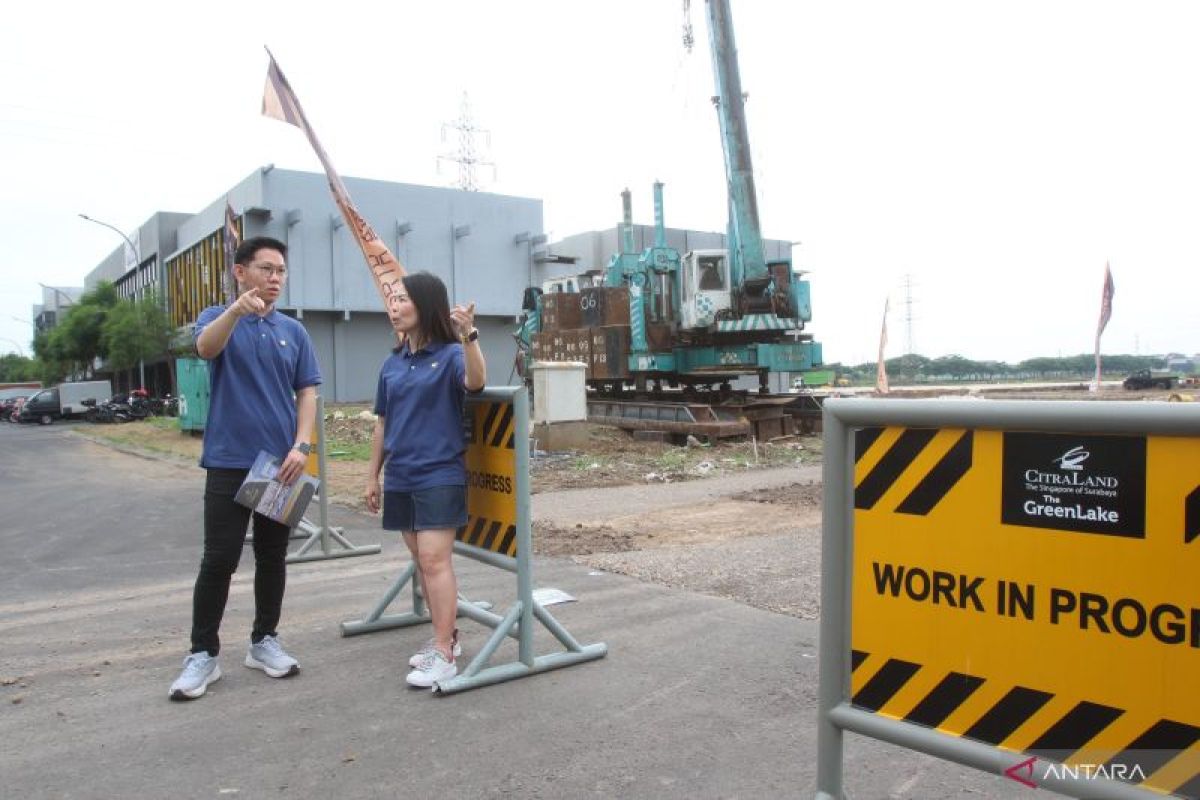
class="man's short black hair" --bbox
[235,236,287,266]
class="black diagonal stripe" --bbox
[855,427,885,462]
[461,516,486,546]
[1026,701,1124,760]
[481,403,501,447]
[851,650,869,672]
[1173,770,1200,800]
[905,672,985,728]
[895,431,974,515]
[480,520,503,551]
[964,687,1054,746]
[490,405,514,448]
[498,525,517,556]
[1103,719,1200,780]
[1186,486,1200,544]
[851,658,920,712]
[505,430,515,449]
[854,429,938,510]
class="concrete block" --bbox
[532,420,592,452]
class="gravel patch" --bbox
[577,526,823,619]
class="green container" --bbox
[176,357,210,432]
[799,369,836,387]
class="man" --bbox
[169,236,322,701]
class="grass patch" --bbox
[655,449,690,471]
[327,441,373,461]
[571,455,605,471]
[86,426,178,456]
[80,417,202,461]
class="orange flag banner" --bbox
[261,49,407,326]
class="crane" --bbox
[517,0,822,397]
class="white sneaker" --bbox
[244,635,300,678]
[169,652,221,701]
[406,650,457,688]
[408,629,462,668]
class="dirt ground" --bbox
[78,411,822,553]
[76,384,1188,559]
[532,480,822,556]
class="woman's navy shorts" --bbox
[382,485,468,532]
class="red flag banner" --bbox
[1093,262,1115,389]
[223,198,240,304]
[876,297,890,395]
[261,49,407,326]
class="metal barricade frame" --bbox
[340,386,607,694]
[816,399,1200,800]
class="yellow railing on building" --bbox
[166,217,242,327]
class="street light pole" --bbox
[0,337,25,358]
[78,213,146,389]
[37,282,75,311]
[78,214,140,266]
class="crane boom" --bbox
[705,0,767,289]
[512,0,823,395]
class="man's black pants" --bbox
[190,468,291,656]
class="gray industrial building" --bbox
[74,167,799,399]
[84,211,192,301]
[83,167,543,401]
[32,286,85,333]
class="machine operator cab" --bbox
[541,270,603,295]
[680,249,732,330]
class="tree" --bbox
[103,290,178,388]
[32,328,70,384]
[0,353,39,382]
[48,282,120,378]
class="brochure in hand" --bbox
[234,450,320,529]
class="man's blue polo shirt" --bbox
[195,305,322,469]
[373,339,468,492]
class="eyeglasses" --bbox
[249,262,288,278]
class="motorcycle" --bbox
[82,397,133,423]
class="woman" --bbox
[364,272,486,688]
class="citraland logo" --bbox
[1004,756,1038,788]
[1052,446,1090,471]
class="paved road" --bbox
[0,422,1026,799]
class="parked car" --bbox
[18,380,112,424]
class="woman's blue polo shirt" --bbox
[373,339,468,492]
[195,305,322,469]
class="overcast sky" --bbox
[3,0,1199,367]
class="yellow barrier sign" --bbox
[459,400,518,557]
[852,427,1200,796]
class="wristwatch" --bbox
[460,328,479,344]
[292,442,312,455]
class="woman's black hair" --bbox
[393,271,458,354]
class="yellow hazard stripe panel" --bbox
[850,429,1200,798]
[462,400,519,556]
[851,650,1200,796]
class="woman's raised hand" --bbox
[450,301,476,338]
